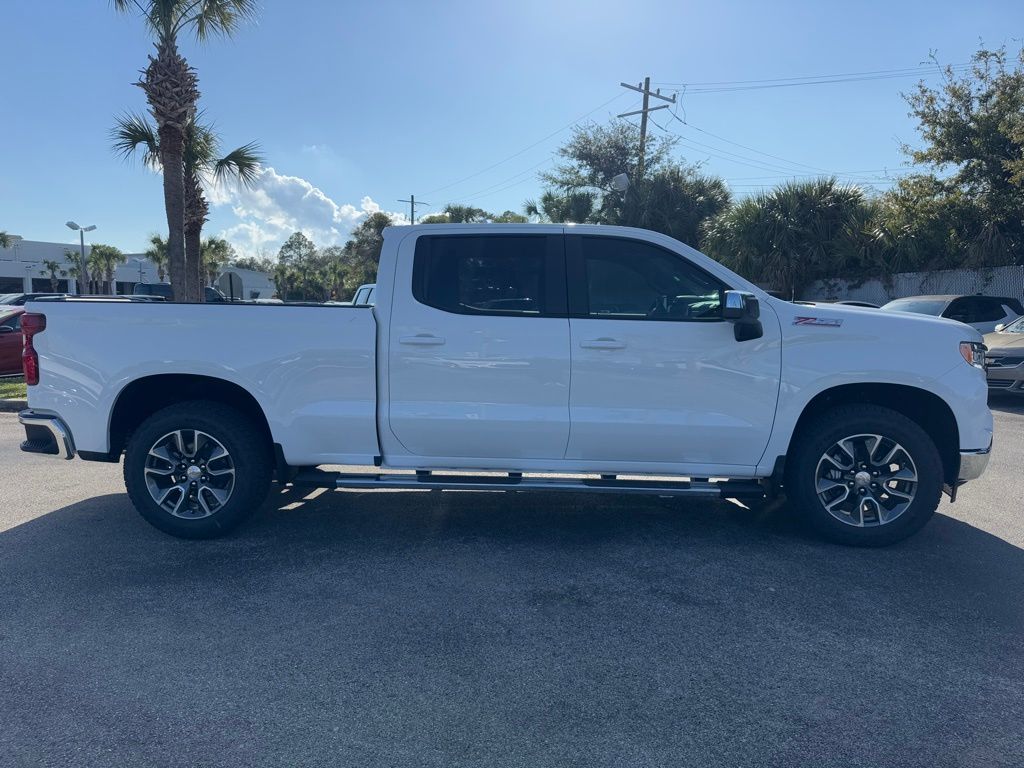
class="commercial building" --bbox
[0,236,274,299]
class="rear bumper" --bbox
[19,410,76,460]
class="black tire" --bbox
[124,401,272,539]
[784,404,944,546]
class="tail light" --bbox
[21,312,46,386]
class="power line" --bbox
[420,92,628,197]
[653,63,962,88]
[653,64,971,93]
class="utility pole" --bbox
[398,194,430,225]
[618,77,676,179]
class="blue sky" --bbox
[1,0,1020,256]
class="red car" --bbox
[0,307,26,376]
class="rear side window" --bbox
[413,235,561,316]
[947,297,1005,323]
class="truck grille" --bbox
[986,356,1024,368]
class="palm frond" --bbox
[111,112,161,169]
[213,141,263,187]
[185,0,258,40]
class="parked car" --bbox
[881,294,1023,334]
[0,307,25,376]
[19,224,991,547]
[133,283,227,302]
[983,315,1024,395]
[0,293,69,306]
[351,283,376,305]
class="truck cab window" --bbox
[577,237,723,320]
[413,235,549,316]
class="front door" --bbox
[564,235,781,471]
[387,232,571,461]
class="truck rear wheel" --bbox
[785,405,943,546]
[124,401,272,539]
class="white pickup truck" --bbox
[18,224,992,545]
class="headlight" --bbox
[959,341,987,369]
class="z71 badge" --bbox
[793,316,844,327]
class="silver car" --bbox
[984,315,1024,394]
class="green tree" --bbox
[895,45,1024,266]
[144,233,169,282]
[112,113,262,300]
[39,259,68,292]
[274,232,318,301]
[113,0,257,301]
[230,255,275,273]
[525,120,729,240]
[87,244,127,295]
[0,232,10,249]
[341,213,393,294]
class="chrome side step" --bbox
[291,469,765,500]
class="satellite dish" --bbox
[610,173,630,192]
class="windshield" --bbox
[0,293,19,305]
[0,309,20,324]
[882,298,950,316]
[999,315,1024,333]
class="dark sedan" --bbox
[0,307,26,376]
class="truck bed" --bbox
[26,300,380,466]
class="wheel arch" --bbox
[105,374,274,461]
[788,383,960,485]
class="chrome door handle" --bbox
[580,338,625,350]
[399,334,446,346]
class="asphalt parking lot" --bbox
[1,399,1022,768]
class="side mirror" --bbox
[723,290,763,341]
[994,323,1007,332]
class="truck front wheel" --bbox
[785,405,944,546]
[124,401,272,539]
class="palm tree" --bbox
[702,178,872,299]
[0,232,10,249]
[40,259,68,291]
[112,0,256,302]
[88,244,127,294]
[113,113,261,301]
[144,233,169,282]
[199,236,234,288]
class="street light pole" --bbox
[66,221,96,295]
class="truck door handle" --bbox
[580,338,626,350]
[399,334,446,346]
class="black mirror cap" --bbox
[734,319,763,342]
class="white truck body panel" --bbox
[25,224,992,484]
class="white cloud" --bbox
[210,166,407,258]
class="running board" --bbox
[290,469,765,500]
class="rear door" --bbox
[564,235,781,470]
[387,232,571,460]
